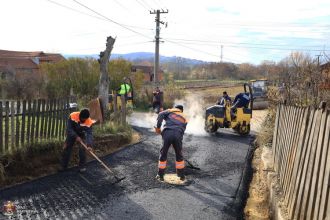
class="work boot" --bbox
[156,174,164,182]
[178,174,185,181]
[177,169,185,181]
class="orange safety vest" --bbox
[70,112,95,127]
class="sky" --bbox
[1,0,330,64]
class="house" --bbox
[0,49,65,77]
[131,65,164,82]
[320,62,330,90]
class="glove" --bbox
[155,127,161,134]
[86,144,93,151]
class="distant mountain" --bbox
[64,52,207,66]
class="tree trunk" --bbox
[98,36,116,122]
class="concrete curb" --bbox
[262,146,287,220]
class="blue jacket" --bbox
[218,95,232,105]
[233,93,250,108]
[67,112,94,145]
[157,108,188,134]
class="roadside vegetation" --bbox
[0,122,133,188]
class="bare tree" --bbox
[277,52,325,107]
[98,36,116,121]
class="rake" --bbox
[79,141,125,184]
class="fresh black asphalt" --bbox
[0,127,253,220]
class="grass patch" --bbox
[94,122,132,136]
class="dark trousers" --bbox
[61,136,86,169]
[158,129,184,177]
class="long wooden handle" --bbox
[79,141,115,175]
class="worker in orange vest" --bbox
[155,105,188,181]
[60,109,95,173]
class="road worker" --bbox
[152,87,163,114]
[117,77,133,108]
[217,91,232,106]
[154,104,188,181]
[117,77,132,97]
[60,109,95,173]
[231,92,251,118]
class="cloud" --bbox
[0,0,329,64]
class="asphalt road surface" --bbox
[0,126,253,220]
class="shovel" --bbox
[185,158,201,170]
[79,141,125,183]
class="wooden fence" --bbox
[272,104,329,220]
[0,99,74,155]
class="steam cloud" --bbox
[128,94,208,136]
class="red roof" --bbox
[0,57,38,69]
[0,49,65,72]
[0,49,65,62]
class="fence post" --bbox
[21,100,26,148]
[114,94,118,123]
[15,101,20,148]
[317,111,330,220]
[47,100,53,140]
[5,101,9,153]
[120,96,126,126]
[0,101,3,154]
[26,100,32,144]
[54,99,60,138]
[31,100,37,144]
[272,104,280,167]
[40,99,46,139]
[35,99,41,142]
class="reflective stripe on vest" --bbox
[119,84,131,95]
[168,108,188,123]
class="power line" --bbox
[46,0,105,21]
[164,38,220,58]
[135,0,149,10]
[72,0,154,39]
[167,21,330,34]
[164,37,327,48]
[140,0,153,9]
[46,0,152,30]
[223,45,330,52]
[110,0,131,12]
[168,20,330,29]
[150,0,163,9]
[71,41,152,52]
[116,41,153,47]
[155,0,167,9]
[163,37,329,51]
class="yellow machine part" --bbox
[231,108,251,135]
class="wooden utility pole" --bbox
[98,36,116,121]
[150,9,168,85]
[220,45,223,63]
